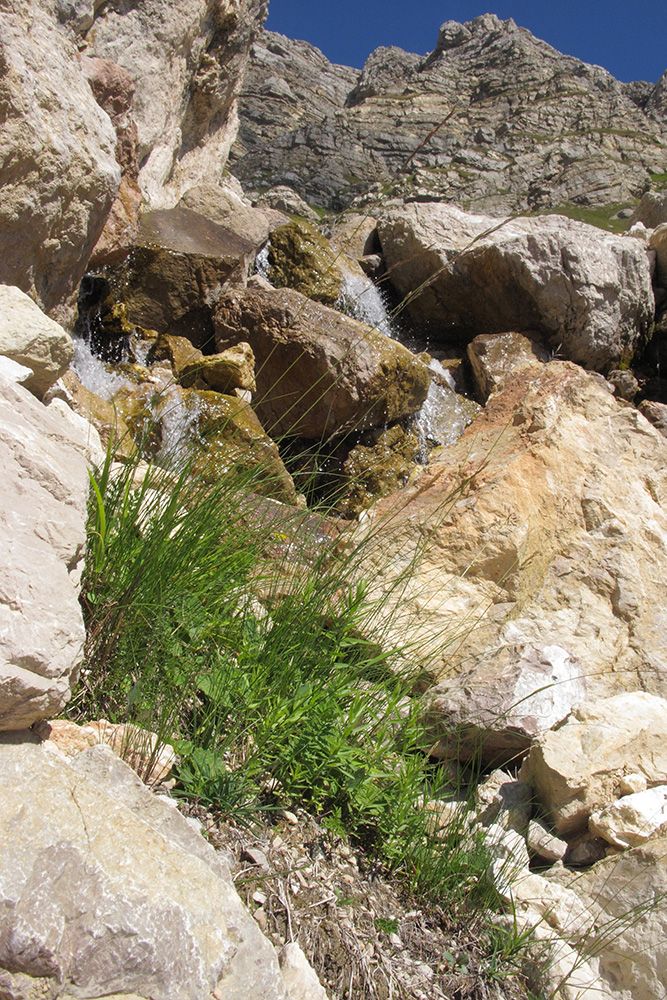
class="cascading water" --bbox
[334,271,396,338]
[71,335,132,401]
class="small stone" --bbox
[253,907,268,932]
[526,820,568,862]
[252,890,267,906]
[618,773,648,796]
[241,847,271,871]
[281,810,298,825]
[388,933,403,949]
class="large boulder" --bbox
[565,838,667,1000]
[0,741,291,1000]
[86,0,266,209]
[106,207,256,345]
[0,285,74,398]
[0,0,120,320]
[0,378,89,731]
[377,203,655,371]
[520,693,667,835]
[213,287,430,439]
[268,220,343,305]
[362,361,667,707]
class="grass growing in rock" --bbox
[72,429,540,997]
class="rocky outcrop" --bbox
[362,361,667,702]
[521,692,667,835]
[0,286,74,398]
[85,0,267,209]
[0,378,89,730]
[0,0,120,320]
[377,203,654,371]
[213,287,430,439]
[0,741,291,1000]
[231,18,667,213]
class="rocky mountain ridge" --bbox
[231,15,667,214]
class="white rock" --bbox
[0,2,119,319]
[46,397,105,467]
[279,942,328,1000]
[0,379,90,730]
[590,786,667,848]
[526,820,568,862]
[0,356,32,383]
[521,693,667,835]
[0,742,289,1000]
[0,286,74,398]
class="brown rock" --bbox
[107,207,256,343]
[268,220,342,305]
[213,287,430,439]
[467,331,549,402]
[179,342,257,394]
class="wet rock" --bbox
[213,287,430,439]
[467,331,550,402]
[339,424,422,517]
[183,389,299,506]
[268,220,342,305]
[0,379,89,730]
[108,207,256,343]
[521,693,667,835]
[179,342,257,395]
[378,203,654,372]
[0,285,74,398]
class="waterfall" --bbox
[411,361,477,460]
[335,271,396,337]
[72,336,132,400]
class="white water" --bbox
[72,336,132,400]
[412,360,475,460]
[254,244,271,281]
[335,271,396,338]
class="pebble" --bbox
[253,907,268,932]
[282,810,298,825]
[242,847,271,871]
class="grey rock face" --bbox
[231,18,667,213]
[0,742,290,1000]
[0,379,89,731]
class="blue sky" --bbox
[265,1,667,84]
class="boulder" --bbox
[377,203,655,371]
[268,220,342,305]
[427,643,587,767]
[107,207,256,344]
[630,190,667,229]
[0,741,290,1000]
[520,693,667,835]
[180,389,299,506]
[181,183,289,245]
[256,186,321,223]
[361,361,667,709]
[639,399,667,437]
[179,342,257,394]
[0,0,120,319]
[649,222,667,286]
[0,286,75,398]
[213,287,430,439]
[0,379,89,730]
[589,786,667,848]
[571,838,667,1000]
[467,331,550,402]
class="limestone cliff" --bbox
[231,16,667,214]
